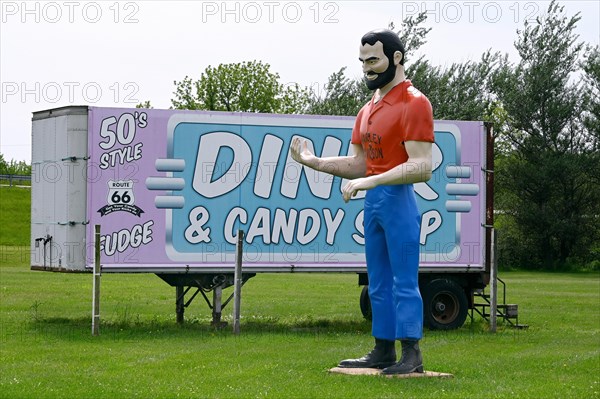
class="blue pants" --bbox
[364,184,423,340]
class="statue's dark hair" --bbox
[361,29,405,65]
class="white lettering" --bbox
[246,207,271,244]
[420,210,443,245]
[323,209,344,245]
[101,221,154,256]
[254,134,283,198]
[352,210,364,245]
[224,208,247,244]
[271,208,297,244]
[282,135,342,199]
[296,209,320,245]
[99,143,143,170]
[192,132,252,198]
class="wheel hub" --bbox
[432,292,459,323]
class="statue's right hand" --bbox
[290,137,315,166]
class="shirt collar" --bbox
[371,79,412,106]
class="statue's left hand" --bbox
[342,177,376,203]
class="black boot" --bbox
[382,340,424,375]
[338,338,396,369]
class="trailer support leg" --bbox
[156,273,256,328]
[233,230,244,334]
[212,285,226,328]
[176,286,184,324]
[490,228,498,332]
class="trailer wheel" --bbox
[359,286,372,320]
[422,279,468,330]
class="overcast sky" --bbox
[1,0,598,163]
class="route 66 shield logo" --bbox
[107,180,135,205]
[98,180,144,217]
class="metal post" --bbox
[233,230,244,335]
[92,225,101,336]
[490,228,498,333]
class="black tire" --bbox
[359,285,372,320]
[422,279,468,330]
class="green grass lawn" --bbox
[1,244,599,399]
[1,186,599,398]
[0,186,30,246]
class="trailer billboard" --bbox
[81,107,486,272]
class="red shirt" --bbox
[351,80,434,176]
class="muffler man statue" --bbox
[290,28,434,374]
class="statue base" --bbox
[329,367,453,378]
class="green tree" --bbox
[0,154,31,175]
[305,14,502,122]
[0,154,7,174]
[305,14,433,117]
[391,12,431,65]
[581,45,600,149]
[136,101,153,109]
[279,83,311,115]
[491,1,600,269]
[409,50,503,122]
[171,60,309,113]
[305,67,370,116]
[395,14,503,123]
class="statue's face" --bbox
[359,41,397,90]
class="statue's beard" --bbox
[364,62,397,90]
